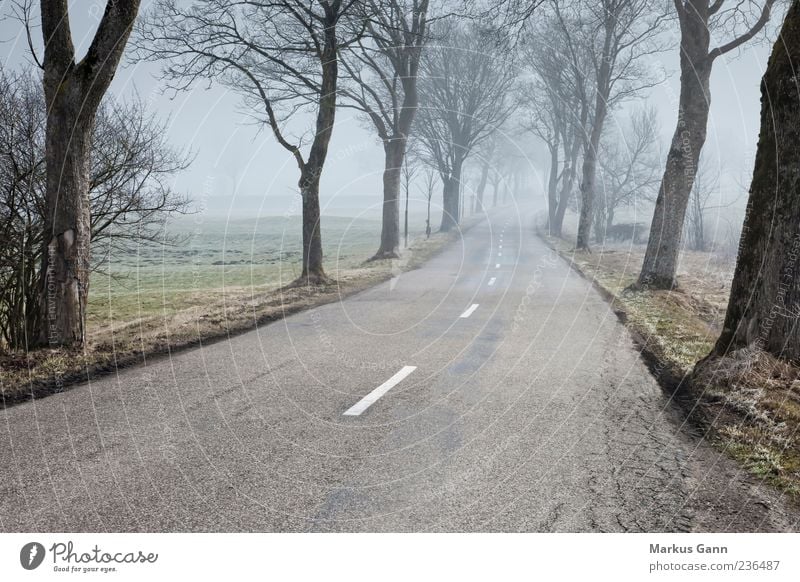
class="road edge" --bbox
[1,217,485,409]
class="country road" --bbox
[1,208,797,532]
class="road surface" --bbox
[1,207,797,532]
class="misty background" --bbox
[0,1,771,225]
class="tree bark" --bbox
[552,133,579,238]
[404,179,409,248]
[440,158,463,232]
[576,95,610,249]
[713,0,800,360]
[373,138,404,259]
[298,170,326,284]
[39,96,94,347]
[476,160,489,212]
[295,10,340,285]
[546,142,559,233]
[638,6,712,288]
[37,0,140,347]
[575,19,613,251]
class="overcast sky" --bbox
[0,1,775,220]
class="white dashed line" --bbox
[488,277,496,286]
[343,366,417,416]
[460,304,480,318]
[495,263,500,269]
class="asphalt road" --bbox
[1,207,797,532]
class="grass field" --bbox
[1,212,463,401]
[88,214,429,329]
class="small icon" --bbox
[20,542,45,570]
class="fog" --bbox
[0,2,772,221]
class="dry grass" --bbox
[693,348,800,495]
[0,223,469,404]
[541,219,800,497]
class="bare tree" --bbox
[0,68,191,349]
[134,0,366,285]
[416,21,516,231]
[23,0,141,346]
[0,66,44,350]
[341,0,431,259]
[400,151,419,248]
[553,0,668,250]
[418,165,438,238]
[637,0,777,288]
[705,0,800,361]
[470,130,503,213]
[594,107,661,241]
[684,153,720,252]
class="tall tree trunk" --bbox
[426,195,431,238]
[575,23,613,251]
[476,161,489,212]
[373,138,404,259]
[37,0,141,346]
[552,136,579,238]
[296,15,339,285]
[298,170,326,284]
[404,179,409,248]
[713,0,800,359]
[547,142,559,233]
[638,5,712,288]
[39,96,94,347]
[593,190,607,244]
[576,93,610,250]
[576,124,601,249]
[440,159,463,232]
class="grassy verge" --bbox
[1,217,477,405]
[540,229,800,498]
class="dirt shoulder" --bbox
[0,222,479,407]
[539,230,800,526]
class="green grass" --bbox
[2,212,462,401]
[88,214,428,327]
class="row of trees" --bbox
[5,0,799,375]
[526,0,776,272]
[523,0,800,368]
[2,0,521,348]
[134,1,517,274]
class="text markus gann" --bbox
[49,541,158,564]
[650,544,728,554]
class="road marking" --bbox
[343,366,417,416]
[460,304,480,318]
[495,263,500,268]
[488,277,496,286]
[498,252,502,257]
[499,245,503,249]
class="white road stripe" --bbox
[495,263,500,268]
[488,277,496,286]
[343,366,417,416]
[498,252,502,257]
[460,304,480,318]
